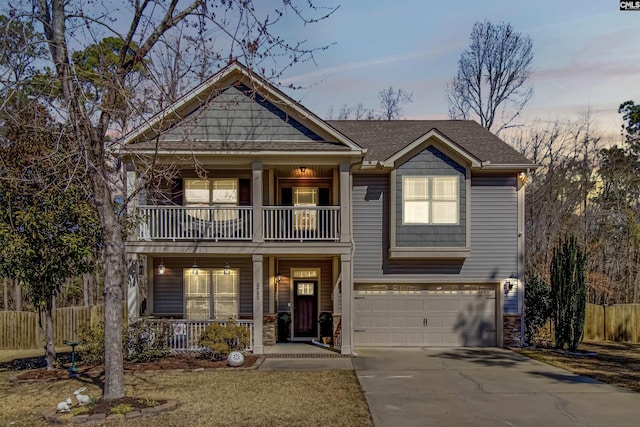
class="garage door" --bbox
[353,285,496,347]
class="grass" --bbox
[0,368,373,426]
[518,340,640,392]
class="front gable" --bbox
[123,62,363,155]
[160,84,324,143]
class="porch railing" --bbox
[136,205,340,241]
[152,319,254,352]
[263,206,340,241]
[138,206,253,241]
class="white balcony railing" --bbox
[138,206,253,241]
[137,205,340,241]
[263,206,340,241]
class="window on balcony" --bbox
[183,268,238,320]
[403,176,458,224]
[184,178,239,221]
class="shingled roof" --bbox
[327,120,533,166]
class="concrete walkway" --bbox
[258,343,354,370]
[353,347,640,427]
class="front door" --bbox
[293,280,318,338]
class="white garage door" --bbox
[353,285,496,347]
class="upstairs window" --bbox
[184,178,239,221]
[403,176,458,224]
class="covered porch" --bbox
[128,253,353,355]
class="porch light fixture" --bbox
[504,274,517,295]
[276,273,282,283]
[158,259,165,275]
[138,261,144,276]
[192,260,199,275]
[518,171,529,185]
[299,166,306,173]
[224,263,231,275]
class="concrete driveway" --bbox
[353,347,640,427]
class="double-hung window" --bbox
[184,178,239,222]
[403,176,458,224]
[183,268,238,320]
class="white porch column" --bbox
[252,162,263,243]
[126,254,140,323]
[252,254,264,354]
[339,162,352,243]
[340,254,352,355]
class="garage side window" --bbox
[403,176,458,224]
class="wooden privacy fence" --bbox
[584,303,640,343]
[0,305,121,350]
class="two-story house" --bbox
[122,62,535,355]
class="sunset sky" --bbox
[278,0,640,143]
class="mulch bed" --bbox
[84,396,167,416]
[9,353,259,382]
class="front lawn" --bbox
[0,368,372,426]
[517,341,640,392]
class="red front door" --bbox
[293,280,318,338]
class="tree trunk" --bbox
[92,176,126,400]
[14,279,22,311]
[43,293,57,370]
[3,277,7,311]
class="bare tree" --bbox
[11,0,336,400]
[327,89,410,120]
[447,20,533,133]
[378,86,412,120]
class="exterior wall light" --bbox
[192,261,199,275]
[224,263,231,275]
[158,258,165,275]
[504,274,517,295]
[300,166,306,173]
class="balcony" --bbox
[138,206,253,241]
[137,205,340,241]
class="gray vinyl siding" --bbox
[352,174,519,313]
[152,257,254,318]
[153,266,183,316]
[160,85,322,142]
[395,146,466,247]
[353,175,387,279]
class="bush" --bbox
[77,317,171,364]
[198,321,250,360]
[524,275,552,346]
[124,318,171,362]
[318,312,333,337]
[77,322,107,365]
[277,312,291,343]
